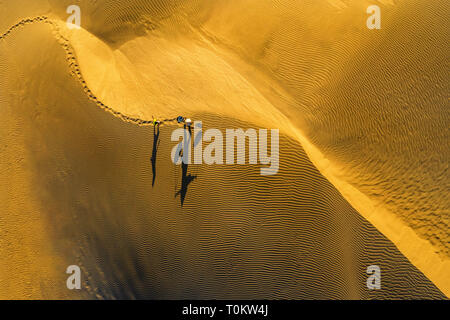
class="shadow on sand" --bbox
[175,125,197,206]
[150,125,160,187]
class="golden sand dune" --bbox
[0,0,448,298]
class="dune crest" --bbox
[54,10,449,295]
[0,0,447,298]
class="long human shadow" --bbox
[175,125,197,206]
[150,125,160,187]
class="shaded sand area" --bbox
[0,0,448,298]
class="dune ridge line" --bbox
[0,16,448,297]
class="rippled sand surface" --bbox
[0,0,448,298]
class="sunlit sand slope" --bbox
[0,0,448,298]
[0,24,445,298]
[0,23,89,299]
